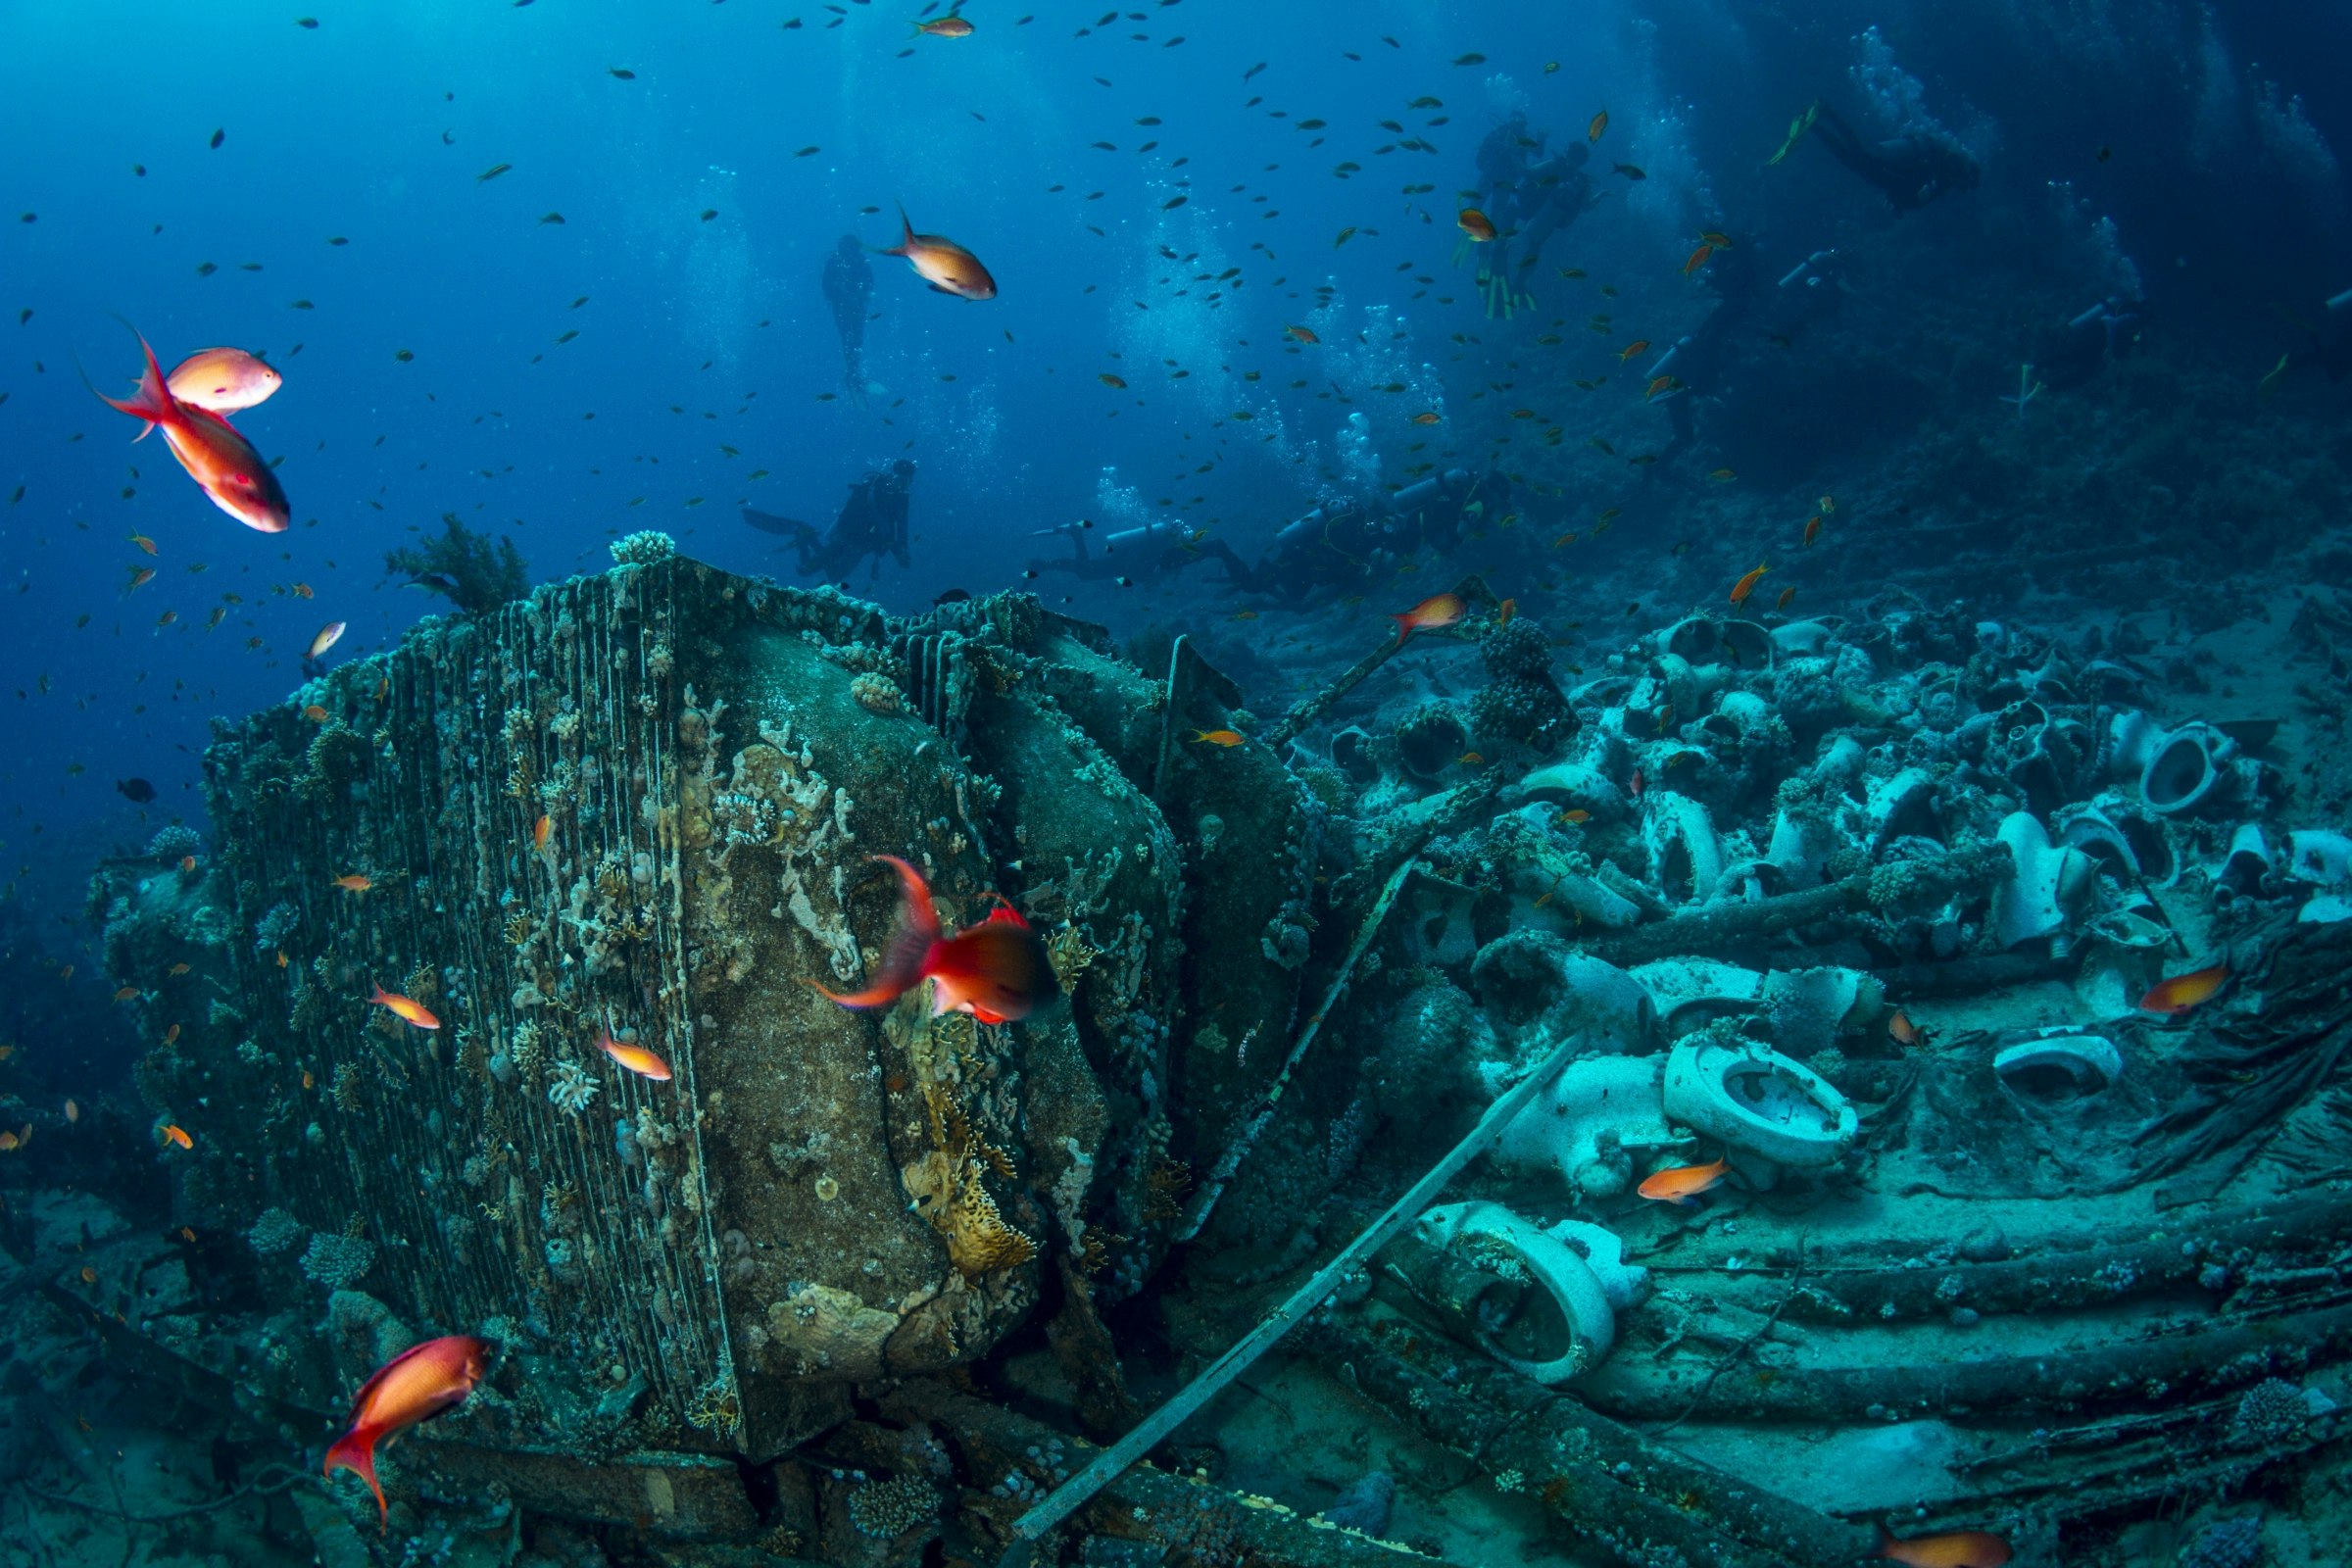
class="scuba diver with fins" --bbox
[743,459,915,584]
[1771,99,1980,216]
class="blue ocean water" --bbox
[4,2,2352,1562]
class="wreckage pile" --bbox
[46,561,2350,1564]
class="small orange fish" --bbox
[66,1099,80,1123]
[1729,563,1769,605]
[276,950,289,968]
[1888,1009,1927,1047]
[812,856,1055,1025]
[1700,230,1734,249]
[1411,411,1441,424]
[1457,208,1497,241]
[163,1023,180,1046]
[81,1265,98,1285]
[1644,373,1680,400]
[129,531,158,556]
[1550,531,1578,549]
[292,581,315,600]
[128,566,157,590]
[166,346,282,415]
[1871,1522,2011,1568]
[113,985,142,1003]
[1286,324,1319,344]
[1774,585,1796,612]
[178,855,198,873]
[1228,610,1259,620]
[1639,1155,1729,1205]
[533,813,553,852]
[302,704,329,722]
[326,1336,494,1532]
[1457,752,1486,766]
[1629,765,1647,801]
[1099,373,1127,389]
[1588,108,1608,143]
[1497,597,1517,627]
[368,983,441,1030]
[303,1069,316,1090]
[0,1128,22,1152]
[1617,339,1650,363]
[1802,514,1823,547]
[2139,963,2228,1015]
[1681,242,1714,276]
[178,1226,197,1244]
[1709,468,1737,483]
[157,610,178,627]
[1191,728,1246,747]
[1557,808,1592,825]
[1389,591,1466,648]
[169,961,191,975]
[334,874,372,892]
[881,205,997,301]
[595,1024,672,1082]
[161,1123,193,1150]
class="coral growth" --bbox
[385,514,528,614]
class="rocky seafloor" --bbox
[4,521,2352,1568]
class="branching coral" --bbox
[385,515,528,615]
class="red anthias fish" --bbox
[324,1335,492,1531]
[813,856,1054,1024]
[91,328,291,533]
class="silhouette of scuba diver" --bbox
[1245,467,1513,595]
[1471,114,1599,318]
[1644,241,1844,469]
[821,234,873,397]
[1023,517,1252,588]
[2033,299,2146,394]
[743,459,915,583]
[2262,286,2352,394]
[1785,101,1979,216]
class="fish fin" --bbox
[79,326,178,436]
[1389,614,1414,649]
[809,856,940,1008]
[927,283,957,295]
[1870,1522,1896,1560]
[323,1423,389,1532]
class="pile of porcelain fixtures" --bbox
[1376,604,2349,1386]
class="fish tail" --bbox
[809,855,941,1009]
[83,323,177,436]
[883,203,914,257]
[1389,614,1414,649]
[324,1424,389,1533]
[1870,1522,1896,1560]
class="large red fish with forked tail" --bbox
[90,327,290,532]
[812,856,1054,1025]
[324,1334,492,1531]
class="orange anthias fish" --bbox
[325,1335,494,1532]
[334,874,372,892]
[1457,208,1498,241]
[1588,108,1608,143]
[595,1023,672,1082]
[1497,597,1517,627]
[1099,372,1127,388]
[1617,339,1650,363]
[368,984,441,1030]
[1640,1155,1729,1205]
[533,813,554,853]
[165,347,281,415]
[1390,591,1467,648]
[1682,242,1715,276]
[1872,1522,2012,1568]
[160,1124,192,1150]
[1888,1008,1929,1047]
[1644,373,1681,400]
[812,856,1055,1025]
[91,329,291,533]
[1729,563,1770,605]
[881,205,997,301]
[2139,962,2229,1015]
[1191,728,1246,747]
[1411,410,1441,424]
[1802,514,1823,547]
[1286,324,1319,344]
[1774,585,1796,612]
